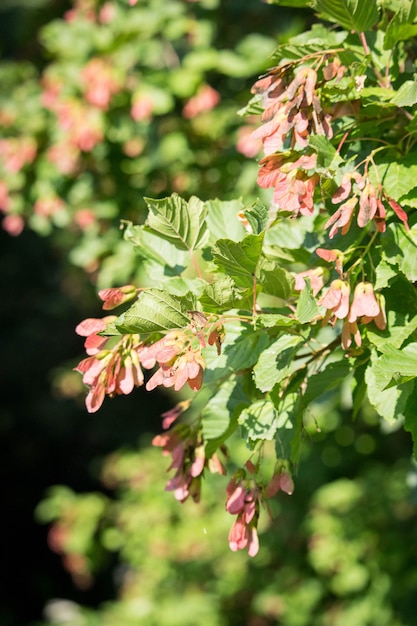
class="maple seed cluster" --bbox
[152,426,226,504]
[318,279,386,350]
[253,61,335,216]
[226,461,294,557]
[74,287,222,413]
[327,170,409,238]
[253,56,410,351]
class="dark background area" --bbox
[0,5,164,622]
[0,225,168,626]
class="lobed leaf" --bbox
[272,23,347,61]
[238,399,279,447]
[211,233,265,287]
[202,376,248,441]
[242,199,269,235]
[374,159,417,201]
[365,350,414,423]
[144,194,208,251]
[198,276,243,312]
[115,289,191,334]
[391,79,417,107]
[205,199,246,245]
[303,359,352,406]
[257,258,294,300]
[296,283,321,324]
[366,311,417,351]
[370,343,417,391]
[314,0,380,32]
[123,224,189,270]
[384,0,417,50]
[382,223,417,282]
[253,334,304,392]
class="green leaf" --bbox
[370,343,417,391]
[404,382,417,460]
[202,376,247,441]
[123,223,189,269]
[255,313,298,329]
[360,87,398,107]
[374,159,417,201]
[269,385,302,460]
[257,258,294,300]
[374,256,397,290]
[265,215,315,250]
[303,358,352,406]
[144,193,208,251]
[253,334,304,393]
[238,93,264,117]
[296,283,320,324]
[365,350,414,423]
[366,311,417,350]
[238,399,279,447]
[205,199,246,245]
[352,363,367,419]
[309,135,343,170]
[115,289,190,334]
[384,0,417,50]
[198,276,243,312]
[158,277,206,297]
[242,199,269,235]
[211,233,264,287]
[267,0,311,6]
[203,323,270,385]
[272,23,347,62]
[223,329,271,373]
[391,80,417,107]
[314,0,379,32]
[382,223,417,282]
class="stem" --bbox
[304,335,341,366]
[359,32,389,88]
[252,275,257,318]
[347,230,379,281]
[359,31,370,56]
[336,131,349,154]
[189,250,203,279]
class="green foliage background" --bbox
[2,1,417,626]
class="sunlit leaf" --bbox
[253,334,304,392]
[370,343,417,391]
[309,135,343,170]
[115,289,191,334]
[205,199,246,245]
[314,0,380,32]
[391,80,417,107]
[123,223,189,269]
[238,399,279,447]
[296,283,320,324]
[242,199,269,235]
[382,223,417,282]
[365,350,414,423]
[366,311,417,350]
[257,259,294,300]
[202,376,247,441]
[211,233,264,287]
[374,159,417,201]
[144,194,208,251]
[384,0,417,49]
[303,359,352,405]
[198,276,243,312]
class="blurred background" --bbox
[1,1,417,625]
